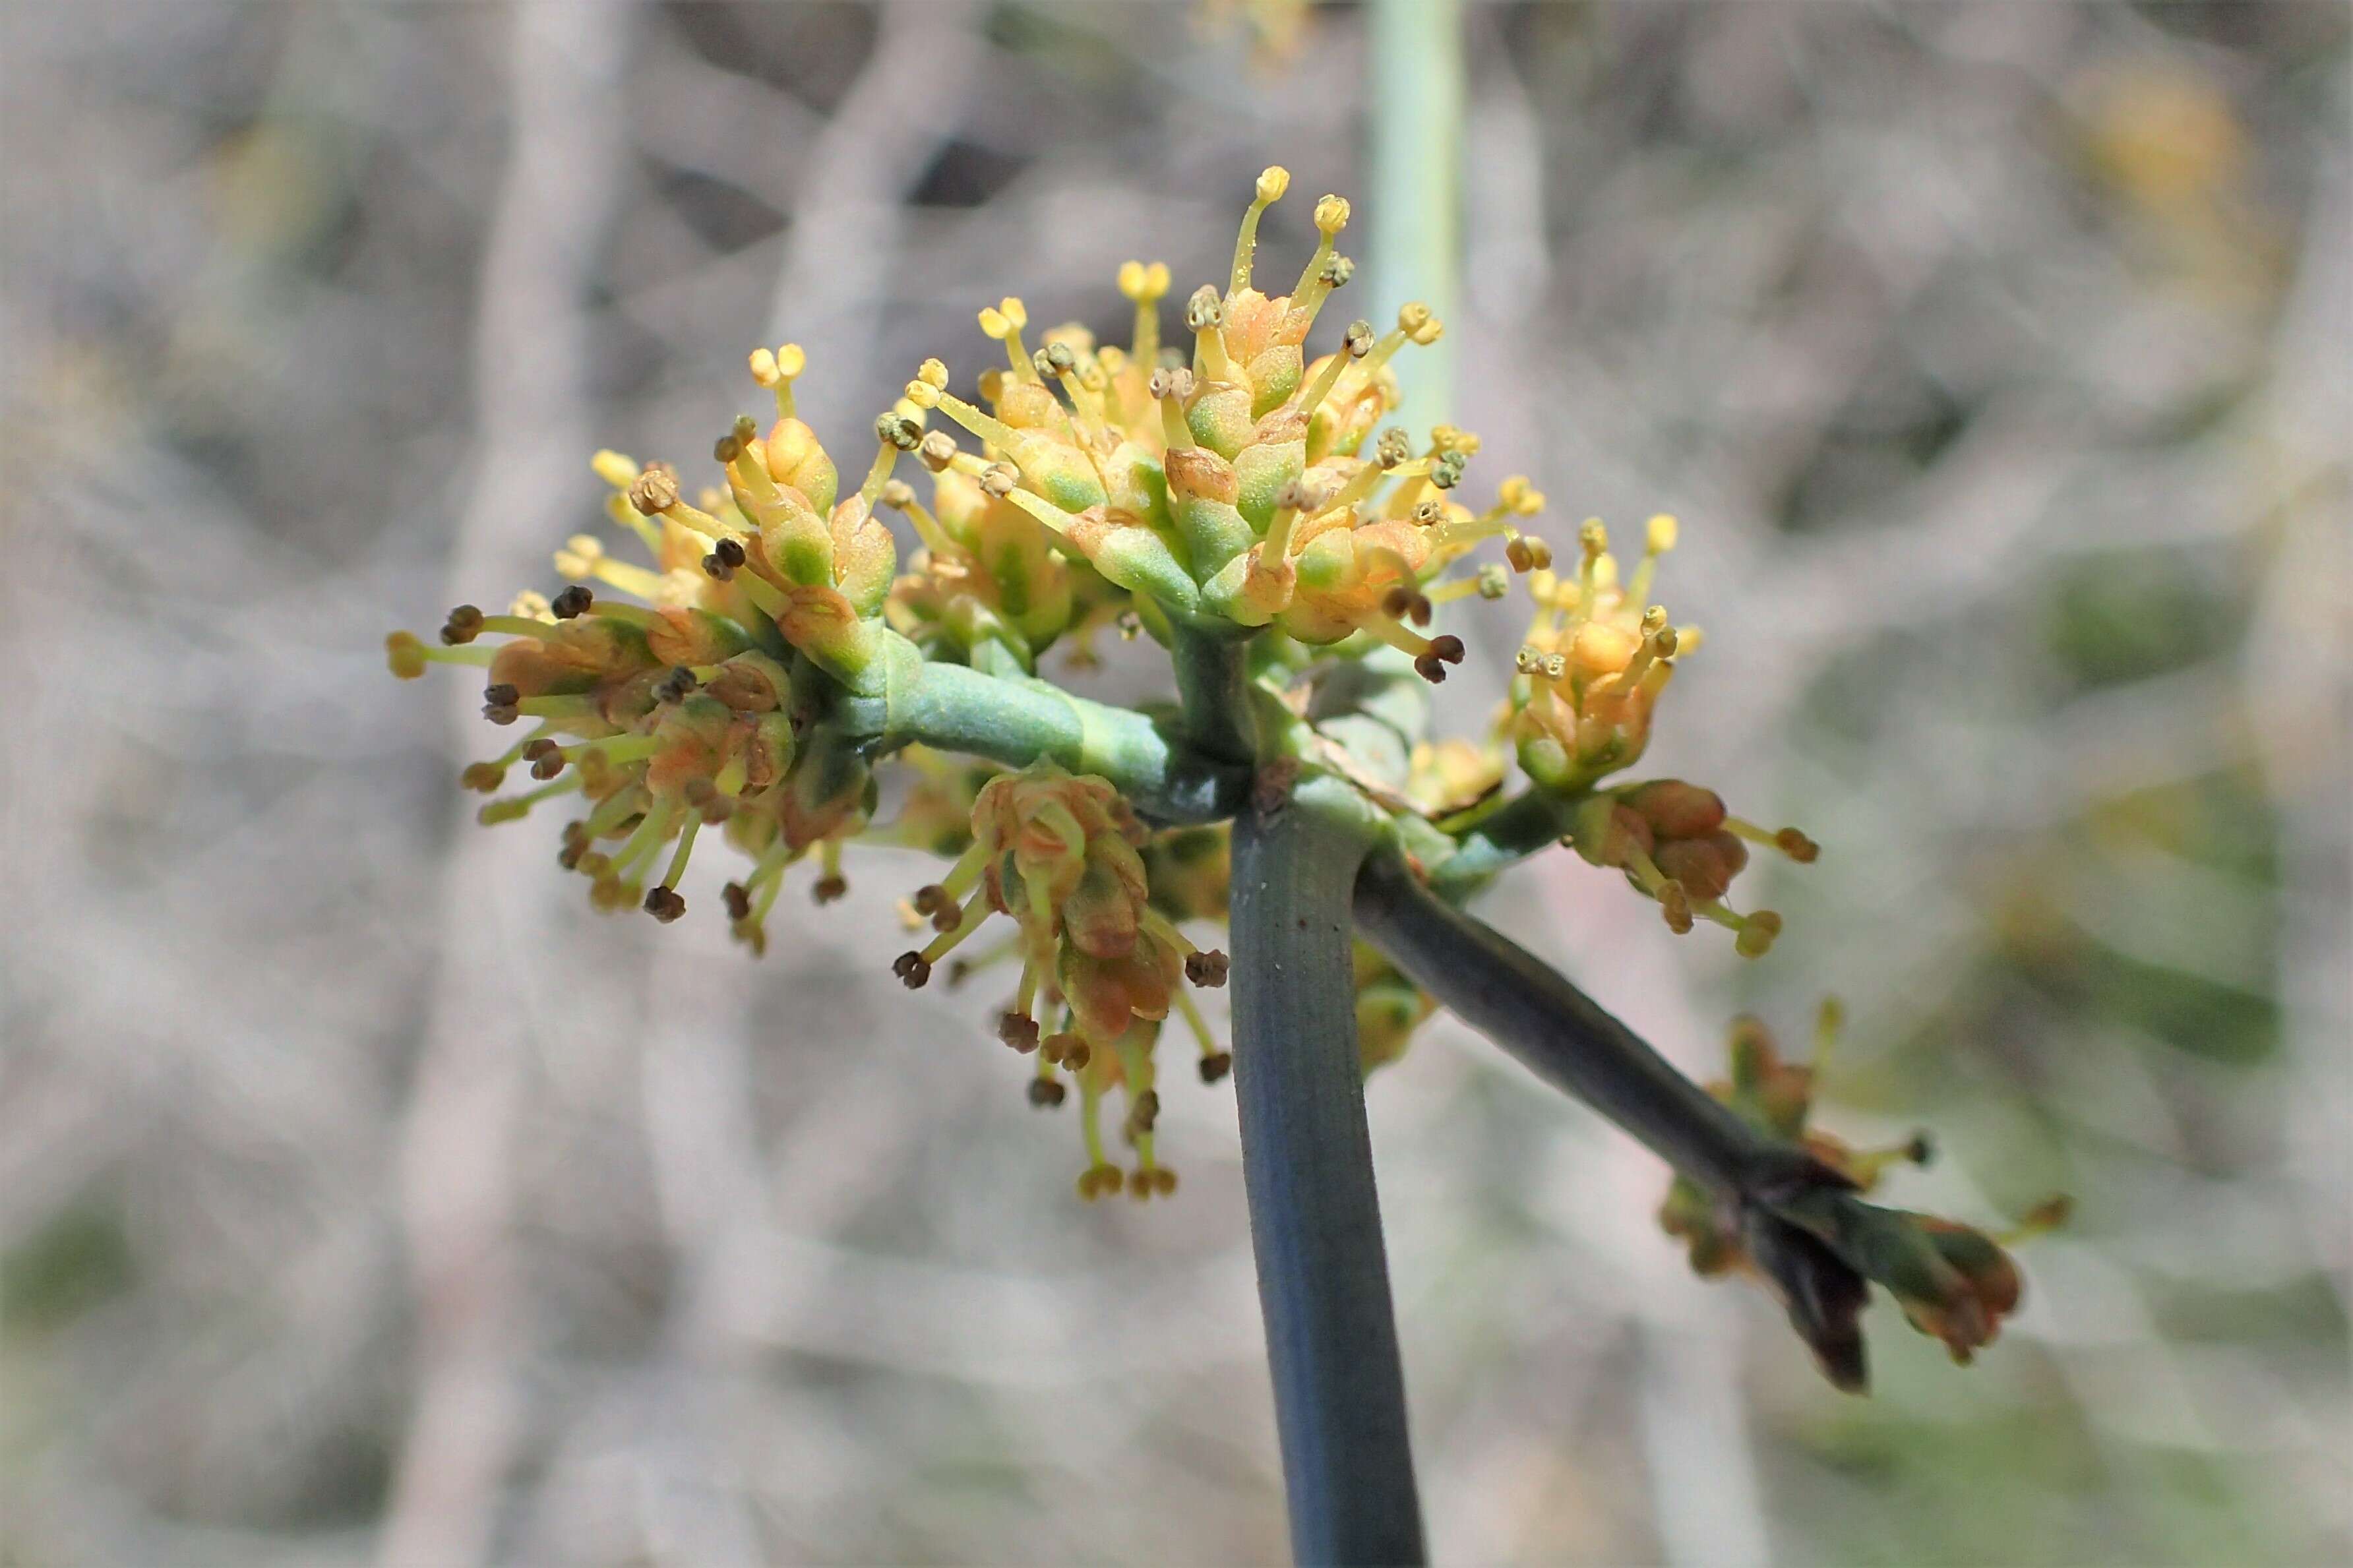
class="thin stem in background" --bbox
[1368,0,1462,421]
[1230,777,1426,1567]
[380,5,634,1565]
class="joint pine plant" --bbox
[392,167,2064,1560]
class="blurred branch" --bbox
[378,7,634,1566]
[1368,0,1461,419]
[763,0,984,429]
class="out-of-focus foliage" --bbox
[3,3,2344,1565]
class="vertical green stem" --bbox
[1168,617,1258,764]
[1368,0,1463,419]
[1229,777,1426,1566]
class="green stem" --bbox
[833,652,1247,825]
[1352,847,1877,1387]
[1423,788,1577,900]
[1368,0,1462,419]
[1229,776,1426,1567]
[1168,617,1259,765]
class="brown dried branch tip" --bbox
[1659,1001,2071,1389]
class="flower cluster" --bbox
[892,167,1547,682]
[1498,514,1820,956]
[1566,780,1815,957]
[893,764,1231,1198]
[386,349,924,950]
[1661,1003,2064,1365]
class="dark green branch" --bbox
[1231,777,1426,1566]
[1421,788,1577,901]
[1351,846,1881,1389]
[1355,846,1769,1192]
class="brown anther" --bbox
[702,551,735,582]
[551,584,594,619]
[657,667,697,704]
[643,886,687,923]
[557,839,587,870]
[911,883,947,915]
[1184,949,1230,987]
[1412,635,1464,685]
[1027,1078,1066,1108]
[714,537,746,568]
[812,874,849,905]
[1130,1090,1161,1131]
[892,951,932,988]
[733,413,759,444]
[998,1013,1041,1054]
[722,882,752,920]
[460,762,506,793]
[713,433,742,465]
[1777,828,1820,863]
[530,751,566,781]
[917,431,958,473]
[629,466,681,516]
[1198,1052,1233,1084]
[931,903,962,933]
[483,682,520,707]
[1906,1132,1936,1165]
[1062,1040,1092,1071]
[524,739,560,762]
[440,605,485,645]
[1152,1168,1177,1195]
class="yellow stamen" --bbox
[1231,166,1290,297]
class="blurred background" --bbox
[4,1,2347,1563]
